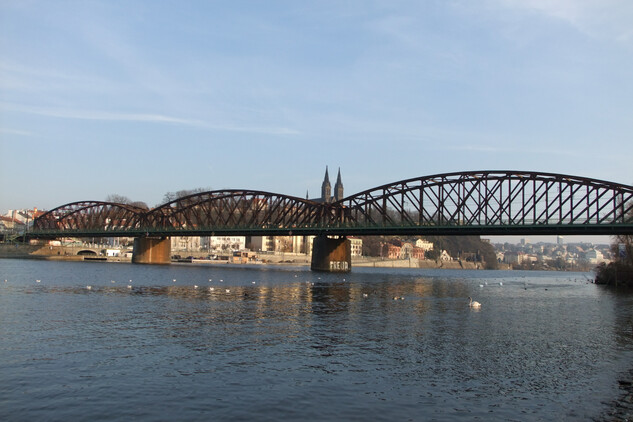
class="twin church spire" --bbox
[320,166,343,203]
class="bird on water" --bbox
[468,296,481,308]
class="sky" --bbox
[1,0,632,244]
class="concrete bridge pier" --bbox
[132,237,171,264]
[310,235,351,272]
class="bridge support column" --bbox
[310,235,351,272]
[132,237,171,264]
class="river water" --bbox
[1,259,632,421]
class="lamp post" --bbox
[24,210,29,244]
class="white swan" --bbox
[468,296,481,308]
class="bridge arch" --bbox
[336,171,633,236]
[33,201,146,235]
[77,249,98,256]
[142,190,337,236]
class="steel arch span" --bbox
[32,191,339,237]
[30,171,633,237]
[334,171,633,236]
[140,190,339,236]
[33,201,147,235]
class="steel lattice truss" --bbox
[31,171,633,238]
[34,201,146,234]
[141,190,336,235]
[33,191,337,237]
[338,171,633,236]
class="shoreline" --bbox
[600,368,633,421]
[0,243,490,269]
[0,243,576,272]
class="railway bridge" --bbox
[29,171,633,272]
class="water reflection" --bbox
[2,261,633,421]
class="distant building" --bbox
[349,237,363,257]
[400,242,426,259]
[203,236,246,252]
[384,243,401,259]
[312,166,344,203]
[584,249,604,264]
[171,236,201,252]
[249,235,308,254]
[504,251,525,265]
[415,239,434,251]
[439,250,452,261]
[0,215,25,231]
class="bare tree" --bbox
[129,201,149,210]
[106,194,132,204]
[162,187,211,204]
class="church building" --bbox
[311,166,344,203]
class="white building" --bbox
[415,239,434,251]
[248,235,362,257]
[203,236,246,252]
[439,250,452,261]
[171,236,201,252]
[249,235,309,254]
[584,249,605,264]
[350,237,363,257]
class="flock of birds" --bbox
[5,273,592,309]
[4,274,488,309]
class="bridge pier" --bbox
[132,237,171,264]
[310,235,351,272]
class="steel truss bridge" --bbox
[31,171,633,239]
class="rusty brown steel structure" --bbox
[141,190,337,236]
[31,171,633,238]
[33,201,146,234]
[32,191,338,237]
[337,171,633,236]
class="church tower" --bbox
[321,166,332,202]
[334,168,344,202]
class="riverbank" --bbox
[1,243,503,269]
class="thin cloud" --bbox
[0,128,32,136]
[493,0,633,41]
[0,102,300,136]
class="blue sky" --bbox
[1,0,632,223]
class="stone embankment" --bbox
[353,257,481,269]
[0,244,122,262]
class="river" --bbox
[1,259,632,421]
